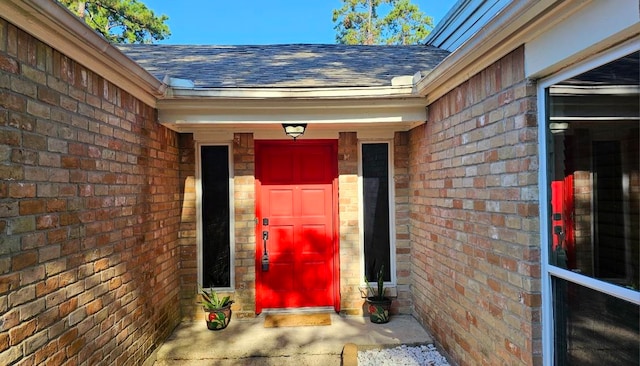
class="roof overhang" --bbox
[416,0,594,104]
[0,0,165,107]
[158,86,427,139]
[3,0,429,137]
[8,0,618,138]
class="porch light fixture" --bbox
[282,123,307,140]
[549,122,569,134]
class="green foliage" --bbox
[332,0,384,45]
[332,0,433,45]
[381,0,433,45]
[365,265,386,300]
[58,0,170,44]
[200,286,233,310]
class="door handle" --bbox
[262,230,269,271]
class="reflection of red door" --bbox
[255,140,339,313]
[551,175,575,269]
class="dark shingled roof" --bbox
[117,44,450,88]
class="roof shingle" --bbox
[117,44,450,88]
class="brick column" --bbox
[232,133,256,318]
[338,132,362,314]
[394,131,412,313]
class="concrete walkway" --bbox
[146,314,434,365]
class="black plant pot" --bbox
[366,297,392,324]
[204,304,233,330]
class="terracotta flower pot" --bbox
[366,297,392,324]
[204,304,233,330]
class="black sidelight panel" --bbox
[362,143,391,282]
[201,146,231,288]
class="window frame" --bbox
[538,40,640,365]
[196,142,235,291]
[358,140,397,286]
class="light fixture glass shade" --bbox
[282,123,307,139]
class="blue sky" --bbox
[143,0,458,45]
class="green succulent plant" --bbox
[199,286,233,310]
[365,265,386,300]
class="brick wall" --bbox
[0,18,182,365]
[179,132,414,318]
[394,131,412,314]
[337,132,361,314]
[338,132,413,315]
[409,47,542,365]
[565,130,593,275]
[180,134,257,320]
[177,134,198,319]
[231,133,257,319]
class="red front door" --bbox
[255,140,339,313]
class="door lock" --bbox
[261,230,269,271]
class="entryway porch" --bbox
[145,314,438,365]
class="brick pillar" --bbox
[394,131,412,313]
[338,132,362,314]
[232,133,256,318]
[178,134,198,319]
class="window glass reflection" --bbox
[553,277,639,365]
[547,52,639,290]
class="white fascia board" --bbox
[157,96,427,133]
[525,0,640,79]
[164,85,416,99]
[416,0,587,104]
[1,0,165,107]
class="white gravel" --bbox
[358,344,451,366]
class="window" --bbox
[361,142,394,282]
[540,48,639,365]
[200,145,232,288]
[552,277,639,365]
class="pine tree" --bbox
[381,0,433,45]
[333,0,433,45]
[58,0,170,44]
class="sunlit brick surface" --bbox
[0,18,182,365]
[409,47,542,366]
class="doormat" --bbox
[264,313,332,328]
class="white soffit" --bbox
[157,89,428,133]
[416,0,589,104]
[525,0,640,79]
[191,122,401,142]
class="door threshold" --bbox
[261,306,335,315]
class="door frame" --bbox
[254,139,340,314]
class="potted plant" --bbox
[364,266,392,324]
[200,286,234,330]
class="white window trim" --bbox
[196,142,236,291]
[358,140,397,288]
[538,39,640,366]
